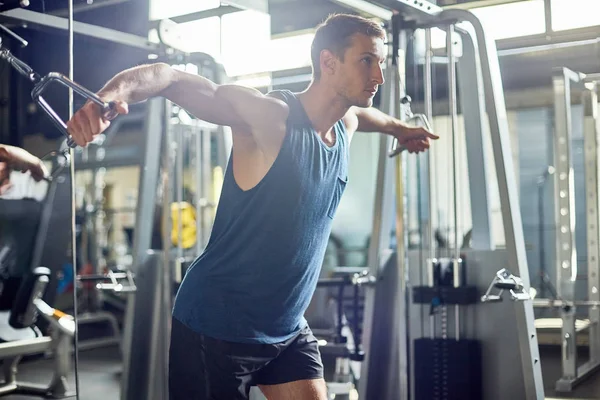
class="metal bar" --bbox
[0,338,52,358]
[170,5,241,24]
[533,299,600,307]
[447,23,461,342]
[167,0,267,23]
[368,0,441,20]
[424,27,436,340]
[456,25,494,250]
[584,73,600,83]
[329,0,393,20]
[121,97,165,399]
[443,0,528,8]
[51,0,129,17]
[556,359,600,392]
[583,84,600,364]
[226,0,268,13]
[0,8,159,51]
[552,68,581,384]
[544,0,553,34]
[394,29,409,400]
[158,99,175,400]
[439,9,545,399]
[358,26,401,400]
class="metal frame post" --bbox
[552,67,580,389]
[439,9,545,399]
[585,79,600,352]
[446,23,462,342]
[583,78,600,374]
[120,97,166,399]
[456,25,494,250]
[393,28,410,400]
[358,21,404,400]
[551,71,600,392]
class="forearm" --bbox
[97,63,176,104]
[352,106,406,136]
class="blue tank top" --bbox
[172,90,349,344]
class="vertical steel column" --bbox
[456,25,494,250]
[552,68,579,386]
[358,21,404,400]
[424,26,436,305]
[394,28,410,400]
[120,97,166,399]
[584,83,600,365]
[439,10,545,399]
[446,24,462,341]
[158,99,175,400]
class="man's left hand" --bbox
[396,125,439,154]
[0,146,49,195]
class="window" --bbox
[174,17,222,57]
[470,0,546,40]
[551,0,600,31]
[221,10,271,76]
[149,0,220,21]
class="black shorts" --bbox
[168,317,324,400]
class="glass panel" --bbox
[221,10,271,75]
[471,0,546,40]
[551,0,600,31]
[176,17,222,58]
[224,33,314,77]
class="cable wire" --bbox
[67,0,80,398]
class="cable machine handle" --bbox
[31,72,118,148]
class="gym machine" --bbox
[531,68,600,393]
[119,53,231,400]
[0,152,75,398]
[342,0,544,399]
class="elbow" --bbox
[155,63,180,96]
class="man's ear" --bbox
[320,49,337,76]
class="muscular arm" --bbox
[343,106,439,153]
[345,106,405,137]
[70,63,289,152]
[97,63,288,130]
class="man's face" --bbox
[328,33,386,108]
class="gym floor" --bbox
[2,344,599,399]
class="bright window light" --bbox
[174,17,222,57]
[149,0,220,21]
[551,0,600,31]
[223,33,315,77]
[221,10,271,74]
[471,0,546,40]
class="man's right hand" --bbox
[66,100,129,147]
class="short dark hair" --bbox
[310,14,386,79]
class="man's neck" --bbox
[297,81,349,135]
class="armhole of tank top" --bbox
[228,91,296,195]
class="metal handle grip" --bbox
[31,72,118,148]
[388,114,433,158]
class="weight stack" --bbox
[414,338,482,400]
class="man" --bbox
[0,145,48,195]
[67,13,438,400]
